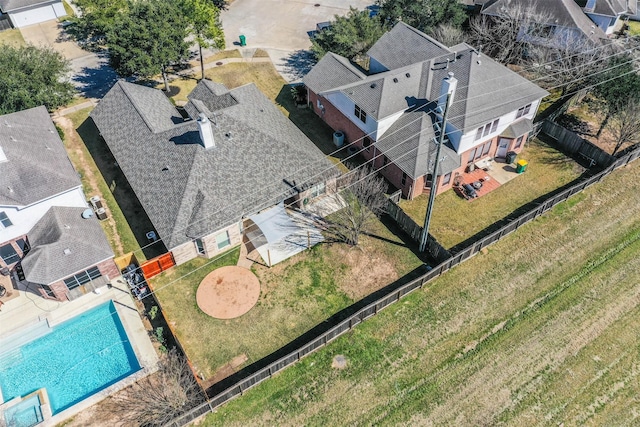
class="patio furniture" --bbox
[472,180,483,190]
[462,183,478,199]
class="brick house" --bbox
[91,80,337,265]
[303,22,549,200]
[0,106,117,301]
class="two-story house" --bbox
[481,0,607,48]
[0,106,117,301]
[582,0,637,34]
[303,22,549,200]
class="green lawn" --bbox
[0,29,25,47]
[399,138,584,249]
[627,20,640,36]
[201,149,640,427]
[66,108,142,258]
[153,218,422,381]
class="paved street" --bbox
[221,0,373,82]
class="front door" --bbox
[496,138,510,158]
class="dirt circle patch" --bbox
[331,355,348,369]
[196,266,260,319]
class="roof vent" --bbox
[162,165,170,172]
[3,121,10,127]
[63,248,72,255]
[405,73,410,78]
[225,132,232,139]
[393,78,398,83]
[370,83,377,88]
[10,136,16,142]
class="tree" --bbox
[0,45,75,115]
[321,166,388,246]
[182,0,225,80]
[99,349,206,427]
[428,23,464,47]
[107,0,190,92]
[66,0,129,49]
[590,55,640,137]
[376,0,466,34]
[607,98,640,155]
[311,7,385,62]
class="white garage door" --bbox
[10,3,65,28]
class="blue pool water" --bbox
[0,301,141,414]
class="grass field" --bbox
[200,158,640,426]
[0,29,25,47]
[399,138,583,249]
[153,218,422,381]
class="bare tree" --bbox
[607,98,640,155]
[429,23,464,47]
[99,349,205,427]
[321,166,388,246]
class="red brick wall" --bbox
[308,90,367,151]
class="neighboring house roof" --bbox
[376,110,460,179]
[0,106,81,207]
[303,52,367,94]
[91,80,337,250]
[584,0,630,16]
[21,206,114,285]
[482,0,607,44]
[0,0,59,13]
[366,22,451,71]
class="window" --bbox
[16,238,29,255]
[0,212,12,229]
[195,238,205,255]
[516,104,532,119]
[475,119,499,140]
[41,284,55,298]
[442,172,452,186]
[482,140,492,156]
[0,243,18,265]
[216,231,231,250]
[490,118,499,133]
[514,135,524,149]
[363,137,371,151]
[354,104,367,123]
[468,146,482,164]
[401,172,407,186]
[63,266,101,290]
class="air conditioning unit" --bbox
[95,208,108,220]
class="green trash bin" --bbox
[516,159,528,173]
[239,34,246,46]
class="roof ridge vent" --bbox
[63,248,72,255]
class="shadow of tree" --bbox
[71,51,119,99]
[281,49,317,81]
[77,117,168,260]
[557,113,594,137]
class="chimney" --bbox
[438,72,457,112]
[197,113,215,149]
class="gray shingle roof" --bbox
[303,52,366,94]
[585,0,628,16]
[482,0,607,43]
[0,106,81,207]
[376,110,460,179]
[366,22,451,71]
[91,80,337,250]
[0,0,58,12]
[21,206,114,285]
[500,118,533,138]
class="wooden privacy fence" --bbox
[140,252,175,280]
[165,145,640,427]
[541,120,615,168]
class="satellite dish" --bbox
[81,208,94,219]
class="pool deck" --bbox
[0,277,159,427]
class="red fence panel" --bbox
[141,253,176,280]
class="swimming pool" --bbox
[0,301,141,414]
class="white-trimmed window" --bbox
[514,135,524,149]
[0,243,18,265]
[475,119,499,141]
[516,104,532,119]
[0,212,12,229]
[354,104,367,123]
[63,266,102,290]
[442,172,452,186]
[216,231,231,250]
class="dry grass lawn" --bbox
[152,219,422,381]
[0,29,25,47]
[400,138,583,249]
[201,152,640,427]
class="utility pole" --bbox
[419,72,457,253]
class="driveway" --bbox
[221,0,373,82]
[20,21,118,99]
